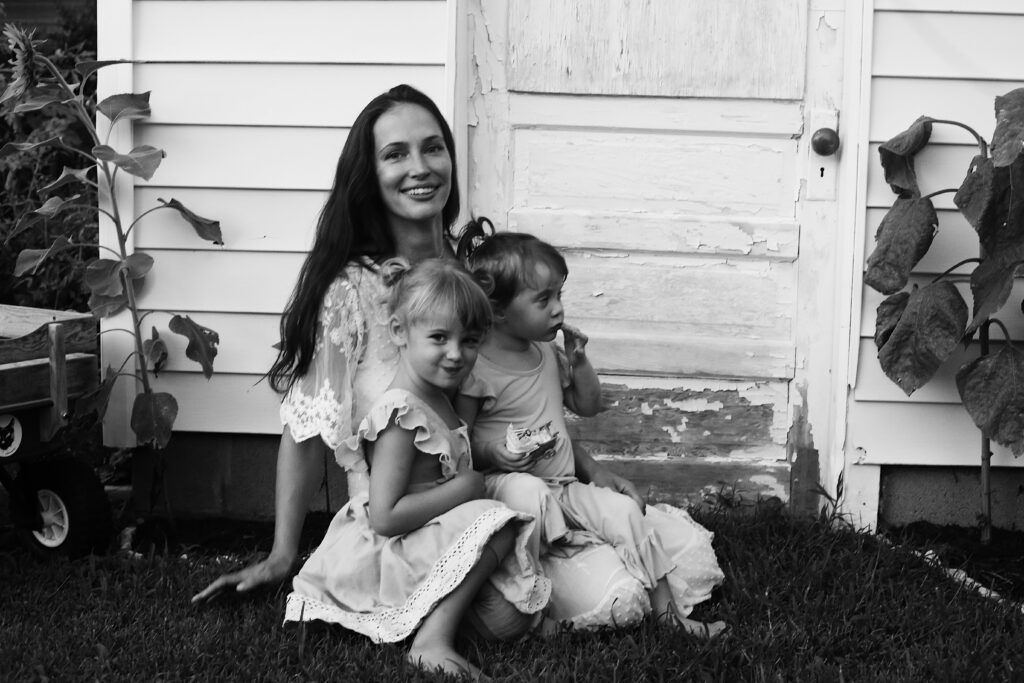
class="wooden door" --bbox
[463,0,858,511]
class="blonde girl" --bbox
[285,258,549,679]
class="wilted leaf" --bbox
[131,391,178,449]
[72,366,118,421]
[124,252,154,280]
[957,344,1024,455]
[974,157,1024,260]
[14,236,71,276]
[88,290,129,318]
[875,291,910,349]
[168,315,219,379]
[0,135,60,159]
[877,281,968,395]
[84,258,124,296]
[967,257,1022,335]
[143,327,168,375]
[954,155,995,231]
[991,88,1024,168]
[93,144,165,181]
[98,92,151,124]
[879,116,933,197]
[864,196,938,294]
[41,166,93,194]
[157,198,224,244]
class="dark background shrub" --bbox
[0,1,97,310]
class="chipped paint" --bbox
[569,383,783,460]
[786,382,821,515]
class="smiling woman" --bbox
[373,103,453,228]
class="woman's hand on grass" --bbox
[190,552,295,604]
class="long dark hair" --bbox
[456,217,568,310]
[268,84,461,393]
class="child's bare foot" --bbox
[654,610,729,640]
[679,617,729,640]
[407,644,489,681]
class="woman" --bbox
[191,84,653,633]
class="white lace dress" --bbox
[284,389,550,642]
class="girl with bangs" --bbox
[287,258,549,679]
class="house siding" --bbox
[97,0,453,444]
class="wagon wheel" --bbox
[13,458,112,559]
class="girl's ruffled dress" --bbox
[284,389,551,643]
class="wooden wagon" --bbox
[0,304,111,557]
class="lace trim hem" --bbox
[283,506,549,643]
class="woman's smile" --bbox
[374,103,452,227]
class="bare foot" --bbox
[679,617,729,640]
[407,644,489,681]
[654,610,729,640]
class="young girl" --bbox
[456,220,727,638]
[285,259,550,678]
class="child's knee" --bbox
[498,473,554,515]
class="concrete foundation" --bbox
[879,465,1024,531]
[130,432,348,521]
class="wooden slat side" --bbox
[848,401,1024,467]
[134,1,448,64]
[137,63,445,127]
[513,128,799,217]
[870,78,1024,146]
[597,458,790,508]
[0,354,97,407]
[510,209,799,262]
[133,188,324,252]
[873,13,1024,80]
[135,125,348,190]
[874,0,1024,13]
[509,93,804,136]
[508,0,806,99]
[0,316,97,364]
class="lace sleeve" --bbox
[279,275,365,458]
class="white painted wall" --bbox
[97,0,454,444]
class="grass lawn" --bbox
[2,503,1022,682]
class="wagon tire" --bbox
[13,458,113,559]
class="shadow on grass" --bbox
[2,503,1023,682]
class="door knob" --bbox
[811,127,840,156]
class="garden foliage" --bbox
[0,5,96,310]
[1,23,223,449]
[865,88,1024,455]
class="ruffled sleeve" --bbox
[458,371,498,413]
[345,389,469,480]
[279,270,367,472]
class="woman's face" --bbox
[373,103,453,232]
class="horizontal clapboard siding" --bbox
[133,1,448,63]
[100,0,452,440]
[850,5,1024,467]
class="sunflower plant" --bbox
[865,87,1024,541]
[1,24,223,449]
